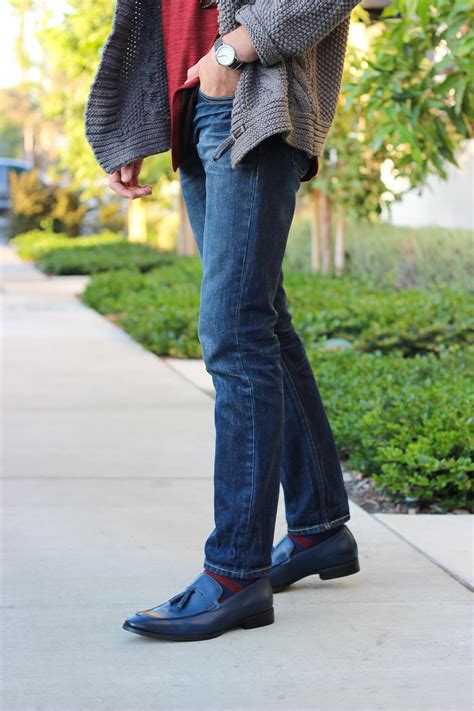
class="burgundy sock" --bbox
[288,525,345,556]
[204,570,258,601]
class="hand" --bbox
[109,159,153,200]
[186,47,240,97]
[184,26,258,97]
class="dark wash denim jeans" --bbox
[178,89,350,579]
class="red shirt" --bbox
[161,2,318,181]
[161,1,219,171]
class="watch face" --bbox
[216,44,235,67]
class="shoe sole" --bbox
[273,556,360,593]
[122,607,275,642]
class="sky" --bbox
[0,1,69,89]
[0,4,22,88]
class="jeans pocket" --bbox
[291,145,312,180]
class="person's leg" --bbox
[190,91,305,579]
[273,270,351,534]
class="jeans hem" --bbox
[203,559,272,579]
[287,513,350,535]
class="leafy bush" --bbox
[11,230,120,260]
[84,265,473,358]
[11,230,174,275]
[284,272,473,356]
[286,218,474,291]
[83,258,202,357]
[37,241,175,275]
[8,170,87,237]
[8,170,56,237]
[49,184,88,236]
[82,261,472,508]
[81,269,147,314]
[308,347,473,510]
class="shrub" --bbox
[8,170,87,237]
[82,264,473,360]
[37,241,175,275]
[308,347,473,510]
[285,272,473,356]
[8,170,56,237]
[81,269,146,314]
[82,258,202,357]
[11,230,120,261]
[286,218,474,291]
[50,184,88,237]
[12,230,174,275]
[97,202,126,233]
[81,260,473,509]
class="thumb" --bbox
[121,163,133,183]
[185,62,199,83]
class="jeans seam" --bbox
[280,353,329,525]
[235,151,260,558]
[204,559,272,577]
[287,514,350,534]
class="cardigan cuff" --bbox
[234,5,283,68]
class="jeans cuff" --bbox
[287,513,351,535]
[203,558,272,580]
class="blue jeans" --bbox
[178,89,350,579]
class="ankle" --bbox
[288,525,345,556]
[203,570,258,601]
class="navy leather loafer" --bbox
[122,573,274,641]
[270,525,360,592]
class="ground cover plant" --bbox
[11,230,174,274]
[81,258,473,511]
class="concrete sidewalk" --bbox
[1,246,472,711]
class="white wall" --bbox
[388,141,473,230]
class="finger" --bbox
[109,173,152,199]
[131,186,153,199]
[185,64,199,83]
[131,159,143,181]
[113,184,152,199]
[120,163,133,183]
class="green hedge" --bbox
[285,221,474,291]
[11,230,120,261]
[309,348,473,510]
[81,261,473,509]
[11,230,174,275]
[83,259,202,357]
[84,262,473,357]
[284,271,473,357]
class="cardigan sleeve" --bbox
[235,0,360,68]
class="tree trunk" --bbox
[334,215,346,276]
[176,187,196,255]
[127,198,148,242]
[310,188,321,273]
[320,192,333,276]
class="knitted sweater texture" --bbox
[84,0,360,174]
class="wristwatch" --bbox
[213,36,245,70]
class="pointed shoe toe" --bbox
[122,573,274,642]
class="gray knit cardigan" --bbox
[84,0,360,175]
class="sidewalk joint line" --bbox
[373,514,473,592]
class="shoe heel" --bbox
[241,608,274,630]
[319,557,360,581]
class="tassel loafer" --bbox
[122,573,274,642]
[270,525,360,593]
